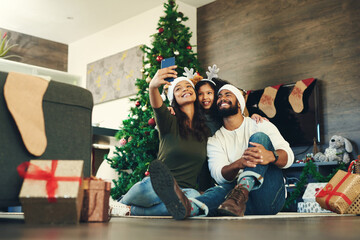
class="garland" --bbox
[283,160,346,210]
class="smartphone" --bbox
[161,57,176,82]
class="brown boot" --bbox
[218,185,249,216]
[149,160,191,220]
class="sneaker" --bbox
[110,201,131,216]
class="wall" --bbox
[0,28,68,71]
[68,2,197,130]
[197,0,360,156]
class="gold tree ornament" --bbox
[313,138,319,155]
[191,74,203,85]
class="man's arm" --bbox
[220,145,274,181]
[220,159,243,182]
[207,136,234,184]
[208,132,269,183]
[243,142,288,168]
[255,121,294,168]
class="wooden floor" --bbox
[1,213,360,240]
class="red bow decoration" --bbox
[17,160,82,203]
[316,172,353,211]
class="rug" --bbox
[111,212,357,220]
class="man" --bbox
[150,84,294,220]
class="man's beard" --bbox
[218,100,239,117]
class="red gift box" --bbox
[80,177,111,222]
[315,169,360,214]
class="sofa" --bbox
[0,71,93,208]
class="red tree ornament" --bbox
[156,55,164,62]
[119,138,127,146]
[186,45,192,50]
[158,27,164,33]
[148,118,156,127]
[135,101,140,107]
[144,171,150,176]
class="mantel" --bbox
[92,126,118,137]
[0,58,81,86]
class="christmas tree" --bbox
[109,0,202,200]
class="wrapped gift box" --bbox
[297,201,331,213]
[316,170,360,214]
[303,183,328,202]
[80,177,111,222]
[19,160,84,224]
[345,194,360,214]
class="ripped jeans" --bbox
[119,176,200,216]
[191,132,286,216]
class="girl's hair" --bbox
[195,80,218,116]
[212,78,231,91]
[195,78,231,122]
[171,98,210,141]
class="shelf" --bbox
[0,59,81,86]
[92,126,119,137]
[290,161,339,168]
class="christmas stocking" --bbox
[288,78,315,113]
[4,72,49,156]
[258,84,282,118]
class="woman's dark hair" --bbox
[171,97,210,141]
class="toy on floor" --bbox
[314,135,353,164]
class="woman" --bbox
[111,65,210,216]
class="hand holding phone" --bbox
[161,57,176,82]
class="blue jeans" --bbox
[119,176,200,216]
[192,132,286,216]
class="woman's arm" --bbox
[149,66,177,108]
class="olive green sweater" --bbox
[153,103,208,189]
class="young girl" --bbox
[111,65,210,216]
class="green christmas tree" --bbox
[109,0,202,200]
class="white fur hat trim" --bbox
[218,84,245,114]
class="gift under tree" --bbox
[108,0,202,200]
